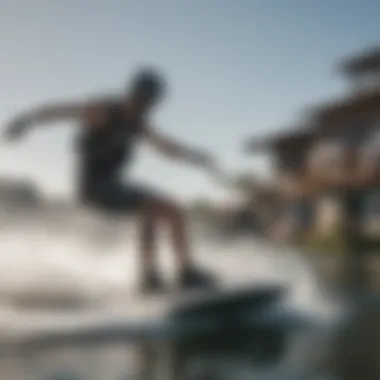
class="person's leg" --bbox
[88,180,165,292]
[140,197,216,289]
[104,190,191,291]
[140,197,193,274]
[137,202,168,292]
[94,179,215,291]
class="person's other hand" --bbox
[2,117,29,142]
[192,151,215,168]
[194,152,232,187]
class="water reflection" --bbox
[16,340,326,380]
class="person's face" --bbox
[129,90,161,113]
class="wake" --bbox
[0,220,341,320]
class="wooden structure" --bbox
[246,47,380,289]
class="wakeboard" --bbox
[13,283,287,350]
[169,283,285,320]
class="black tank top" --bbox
[76,101,144,199]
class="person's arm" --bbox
[144,127,212,166]
[144,126,233,187]
[3,100,108,141]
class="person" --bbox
[2,68,218,293]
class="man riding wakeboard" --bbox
[2,68,218,293]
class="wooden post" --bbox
[342,189,368,296]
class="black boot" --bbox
[178,266,218,291]
[140,271,167,294]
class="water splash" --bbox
[0,221,341,320]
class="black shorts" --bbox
[82,178,153,214]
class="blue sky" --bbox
[0,0,379,201]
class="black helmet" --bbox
[129,68,166,100]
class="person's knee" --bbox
[145,197,185,224]
[165,202,185,224]
[141,214,156,235]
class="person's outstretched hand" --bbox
[193,152,232,187]
[206,161,233,188]
[192,150,215,169]
[2,117,29,143]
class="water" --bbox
[0,219,342,379]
